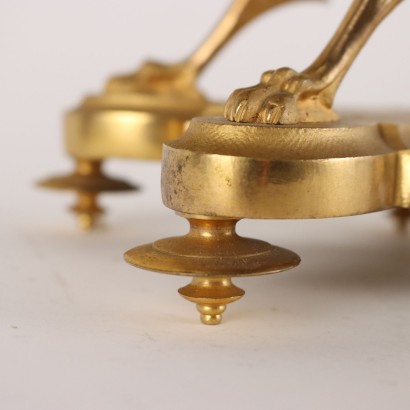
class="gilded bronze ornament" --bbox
[39,0,301,229]
[125,0,410,324]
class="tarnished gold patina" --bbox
[39,0,301,229]
[162,115,410,219]
[128,114,410,323]
[125,216,300,324]
[126,0,409,324]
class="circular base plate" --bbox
[125,234,300,278]
[38,173,138,193]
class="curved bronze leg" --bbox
[107,0,310,96]
[225,0,403,124]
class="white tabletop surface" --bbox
[2,1,410,409]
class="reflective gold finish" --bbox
[162,115,410,219]
[39,159,136,230]
[225,0,402,124]
[125,216,300,324]
[127,113,410,323]
[179,278,245,325]
[392,147,410,231]
[126,0,410,324]
[40,0,302,228]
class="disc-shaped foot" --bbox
[125,215,300,324]
[39,159,137,230]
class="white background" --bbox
[1,1,410,409]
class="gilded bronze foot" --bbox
[125,215,300,324]
[39,159,137,230]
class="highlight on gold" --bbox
[125,0,410,324]
[38,0,301,230]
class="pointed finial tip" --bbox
[197,304,226,325]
